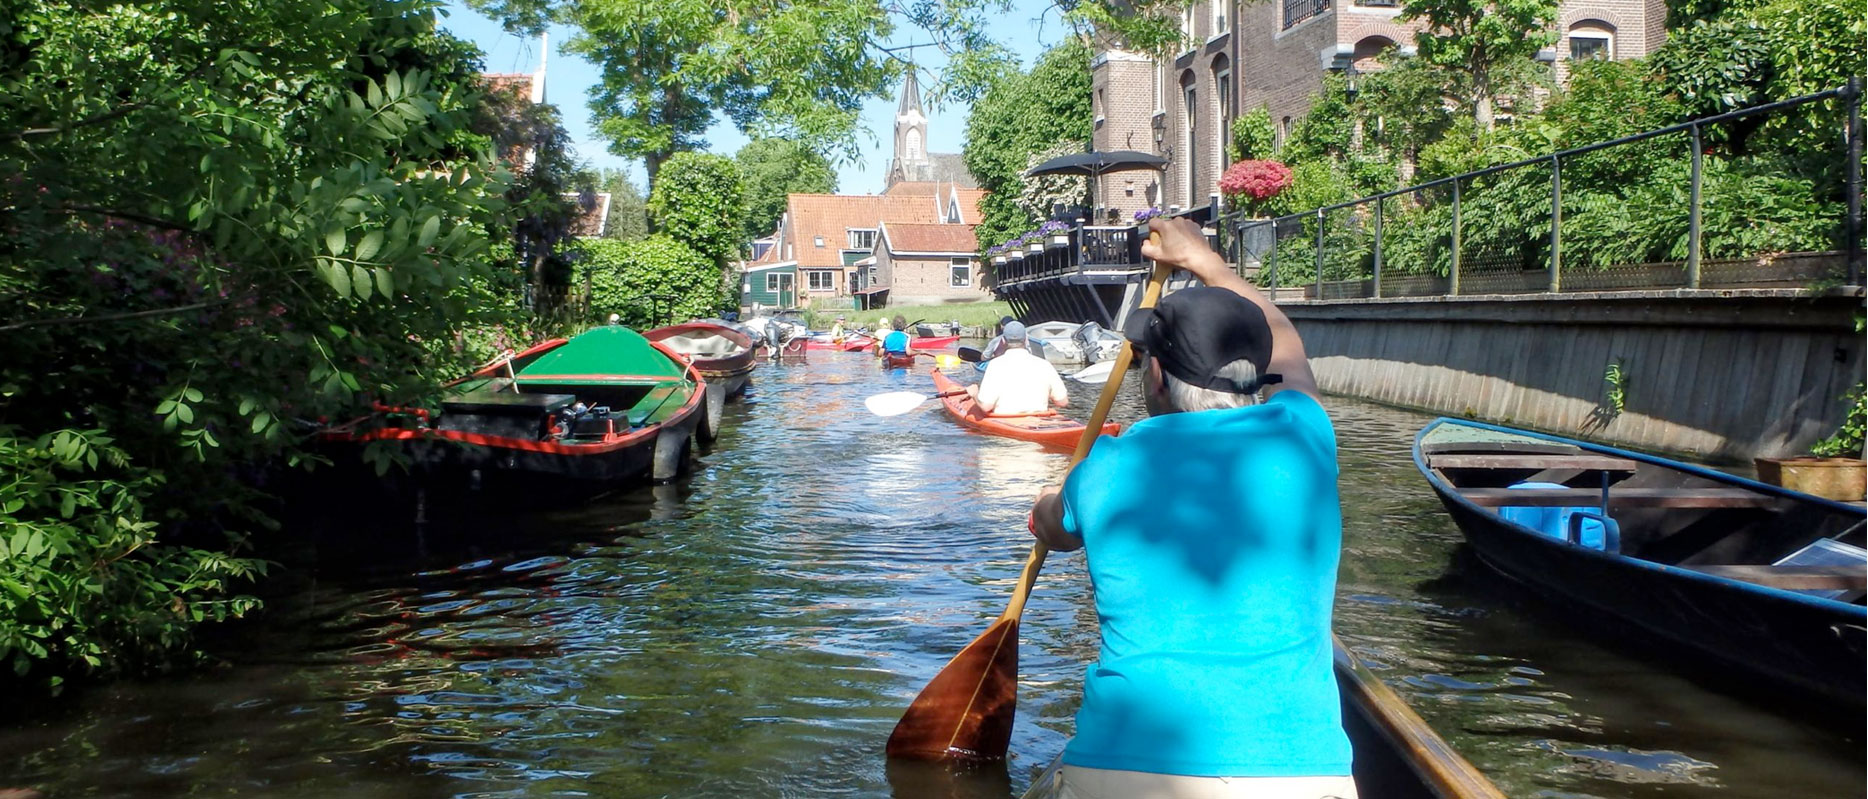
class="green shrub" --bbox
[1230,108,1278,162]
[582,236,724,326]
[0,428,265,686]
[647,153,746,259]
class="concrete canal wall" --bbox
[1281,289,1865,462]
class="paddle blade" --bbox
[956,346,983,363]
[887,618,1020,763]
[865,391,931,417]
[933,354,965,370]
[1067,360,1116,384]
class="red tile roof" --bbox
[762,191,986,268]
[880,222,978,254]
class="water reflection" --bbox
[0,350,1859,799]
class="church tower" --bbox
[888,68,929,188]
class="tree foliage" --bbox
[647,152,746,260]
[467,0,1004,183]
[0,0,525,681]
[962,40,1092,252]
[1400,0,1558,127]
[582,236,725,326]
[735,138,836,243]
[593,168,650,241]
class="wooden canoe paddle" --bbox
[885,237,1174,764]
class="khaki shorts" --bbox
[1054,765,1359,799]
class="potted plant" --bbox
[1040,220,1070,247]
[1218,160,1294,219]
[1756,341,1865,500]
[1023,233,1045,255]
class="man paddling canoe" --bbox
[1026,217,1353,798]
[965,321,1069,416]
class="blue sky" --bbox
[440,1,1068,195]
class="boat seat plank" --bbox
[1459,487,1779,508]
[1429,454,1640,472]
[1681,564,1868,590]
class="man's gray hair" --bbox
[1160,357,1261,412]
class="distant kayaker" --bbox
[879,314,912,357]
[981,315,1046,361]
[1026,216,1352,798]
[830,315,846,341]
[965,321,1068,416]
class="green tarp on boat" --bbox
[517,327,688,384]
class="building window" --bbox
[1283,0,1330,29]
[806,270,837,291]
[847,228,876,249]
[764,272,794,296]
[1184,80,1198,208]
[950,258,972,287]
[1180,4,1196,48]
[1213,1,1229,36]
[1214,62,1233,167]
[1095,88,1107,125]
[813,235,825,248]
[1280,116,1293,146]
[1568,21,1615,61]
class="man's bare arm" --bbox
[1140,217,1320,402]
[1030,485,1081,552]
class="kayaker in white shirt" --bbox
[966,321,1069,416]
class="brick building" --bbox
[875,222,988,305]
[1093,0,1668,217]
[739,75,986,310]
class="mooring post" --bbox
[1847,76,1864,286]
[1450,179,1463,296]
[1314,208,1325,299]
[1688,122,1703,289]
[1372,196,1384,299]
[1549,155,1562,293]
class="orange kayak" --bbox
[930,369,1118,449]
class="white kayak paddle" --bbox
[1066,360,1117,384]
[865,389,966,417]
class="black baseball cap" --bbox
[1122,287,1282,394]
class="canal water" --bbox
[1,353,1860,798]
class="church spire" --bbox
[889,64,930,188]
[897,67,923,116]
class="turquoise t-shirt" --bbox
[1058,391,1351,777]
[882,330,910,353]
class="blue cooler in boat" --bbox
[1499,481,1615,551]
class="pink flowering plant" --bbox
[1217,160,1295,215]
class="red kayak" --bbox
[881,352,919,369]
[929,368,1118,449]
[908,335,960,350]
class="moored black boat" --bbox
[1414,418,1866,717]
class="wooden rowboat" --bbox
[322,327,704,494]
[1020,638,1506,799]
[929,368,1117,449]
[645,321,756,443]
[1414,418,1866,715]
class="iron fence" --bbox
[1283,0,1330,29]
[1222,80,1865,300]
